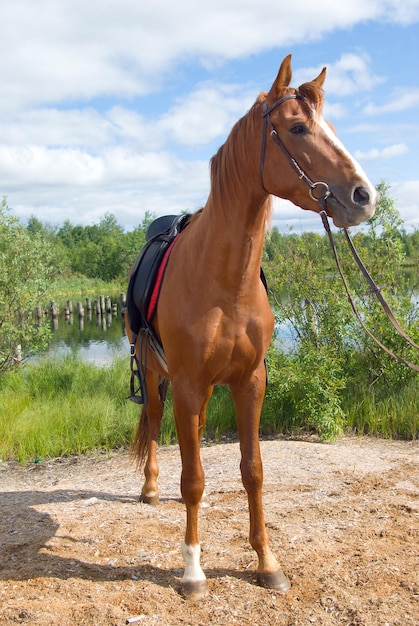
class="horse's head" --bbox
[260,54,377,228]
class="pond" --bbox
[33,302,294,366]
[32,296,130,366]
[32,274,418,366]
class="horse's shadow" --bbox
[0,487,253,590]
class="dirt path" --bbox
[0,437,417,625]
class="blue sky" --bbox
[0,0,418,233]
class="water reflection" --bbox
[33,296,129,365]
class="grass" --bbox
[0,356,139,462]
[49,275,125,300]
[0,355,417,463]
[343,377,419,440]
[159,385,237,446]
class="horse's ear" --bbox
[268,54,292,100]
[312,66,327,88]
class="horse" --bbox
[125,54,377,600]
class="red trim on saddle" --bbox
[146,232,182,322]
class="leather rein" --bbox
[260,94,419,372]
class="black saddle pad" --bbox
[126,214,189,336]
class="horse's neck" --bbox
[198,190,268,289]
[194,103,268,288]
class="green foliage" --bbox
[0,356,139,462]
[262,181,418,440]
[56,212,149,281]
[48,275,125,303]
[263,345,345,440]
[343,376,418,440]
[0,184,418,457]
[0,199,57,373]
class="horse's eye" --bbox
[290,124,307,136]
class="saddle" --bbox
[126,213,190,403]
[126,212,269,405]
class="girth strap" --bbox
[129,332,148,405]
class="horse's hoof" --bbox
[257,570,291,592]
[180,580,208,600]
[139,493,159,506]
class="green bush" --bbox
[0,199,56,373]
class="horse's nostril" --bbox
[353,186,370,206]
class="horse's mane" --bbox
[209,101,272,224]
[208,78,324,227]
[295,80,325,116]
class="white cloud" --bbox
[0,146,104,186]
[0,109,115,149]
[384,0,419,23]
[391,180,419,230]
[0,1,410,112]
[323,102,347,120]
[355,143,408,160]
[0,1,418,234]
[2,140,210,228]
[293,53,384,98]
[158,83,255,146]
[364,88,419,114]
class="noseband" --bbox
[259,94,331,211]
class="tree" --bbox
[0,199,56,374]
[262,182,418,438]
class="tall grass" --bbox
[0,356,139,462]
[49,276,125,300]
[0,354,417,464]
[343,377,419,440]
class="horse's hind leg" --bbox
[132,370,168,506]
[231,368,291,592]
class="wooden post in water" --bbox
[50,301,58,330]
[86,297,92,321]
[77,301,84,331]
[94,299,101,327]
[119,292,126,317]
[65,300,73,319]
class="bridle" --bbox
[260,94,419,372]
[259,93,332,211]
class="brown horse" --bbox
[125,54,377,599]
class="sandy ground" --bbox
[0,436,417,625]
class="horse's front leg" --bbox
[172,382,211,600]
[231,366,291,592]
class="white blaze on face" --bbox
[318,116,377,204]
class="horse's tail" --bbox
[131,376,170,468]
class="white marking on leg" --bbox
[143,489,158,498]
[181,541,206,583]
[200,490,210,508]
